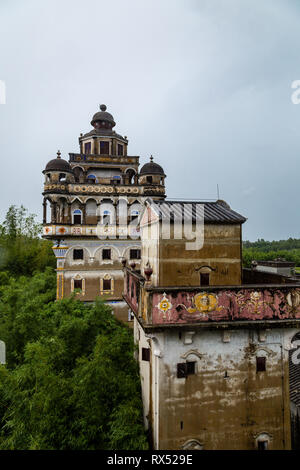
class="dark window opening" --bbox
[200,272,210,286]
[74,214,81,224]
[103,279,111,291]
[130,249,141,260]
[74,279,82,290]
[73,249,83,260]
[136,281,140,303]
[59,173,66,181]
[180,421,183,430]
[84,142,91,154]
[256,356,266,372]
[100,141,109,155]
[258,440,268,450]
[177,361,196,378]
[102,249,111,260]
[142,348,150,361]
[146,176,153,184]
[117,144,123,156]
[187,361,195,375]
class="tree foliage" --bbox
[0,205,55,277]
[243,238,300,267]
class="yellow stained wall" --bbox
[158,223,242,287]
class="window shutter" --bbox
[177,363,187,378]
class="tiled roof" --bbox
[151,200,247,224]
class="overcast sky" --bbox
[0,0,300,241]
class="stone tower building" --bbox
[42,105,166,323]
[123,200,300,450]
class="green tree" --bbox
[0,205,55,277]
[0,272,148,450]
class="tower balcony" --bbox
[43,182,165,197]
[42,223,140,239]
[69,153,139,165]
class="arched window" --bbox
[73,209,82,224]
[87,174,97,184]
[100,275,114,294]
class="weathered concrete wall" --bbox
[145,328,294,450]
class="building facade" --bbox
[123,200,300,450]
[42,105,166,323]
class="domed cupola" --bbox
[91,104,116,130]
[139,156,166,188]
[140,156,165,177]
[43,151,74,183]
[44,150,73,173]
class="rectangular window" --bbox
[177,361,196,378]
[74,279,82,290]
[142,348,150,362]
[130,249,141,260]
[187,361,195,375]
[258,441,268,450]
[200,272,210,286]
[84,142,91,154]
[74,214,81,224]
[73,249,83,260]
[117,144,123,156]
[103,279,111,291]
[256,356,266,372]
[100,141,109,154]
[102,249,111,260]
[146,176,153,183]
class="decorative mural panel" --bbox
[151,288,300,324]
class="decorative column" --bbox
[67,202,72,224]
[97,202,101,223]
[52,244,69,300]
[43,199,47,224]
[51,202,57,224]
[82,204,86,225]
